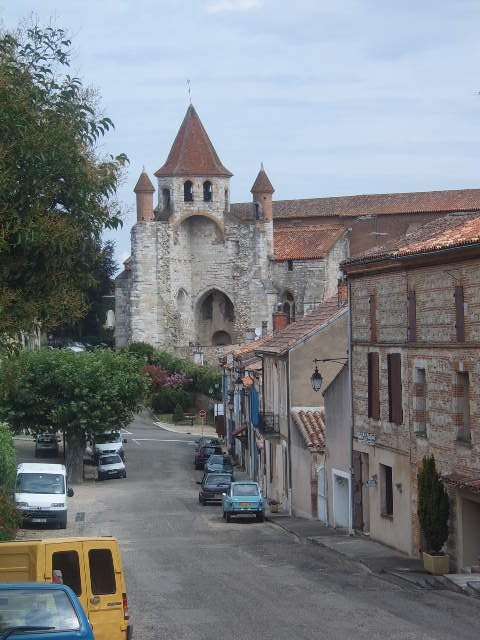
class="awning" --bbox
[443,474,480,494]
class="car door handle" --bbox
[90,596,100,605]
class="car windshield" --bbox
[232,484,260,497]
[206,475,231,486]
[37,435,56,443]
[100,455,121,465]
[95,433,121,444]
[0,589,80,631]
[222,457,233,465]
[208,455,223,465]
[202,447,216,455]
[16,473,65,495]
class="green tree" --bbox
[172,403,184,424]
[0,24,128,348]
[0,421,17,490]
[0,349,148,482]
[417,455,450,553]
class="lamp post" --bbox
[310,358,348,392]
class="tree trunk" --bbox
[65,432,86,484]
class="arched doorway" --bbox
[281,291,296,323]
[196,289,235,346]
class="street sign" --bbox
[199,409,207,418]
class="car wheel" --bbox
[199,495,203,504]
[97,473,103,481]
[256,512,264,523]
[123,471,127,478]
[225,511,231,523]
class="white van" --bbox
[92,431,126,462]
[15,462,74,529]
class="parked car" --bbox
[194,436,220,452]
[204,454,235,480]
[35,434,60,458]
[222,481,265,522]
[0,582,95,639]
[92,431,126,462]
[198,473,232,505]
[64,342,86,353]
[97,454,126,480]
[194,444,222,470]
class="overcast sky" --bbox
[2,0,480,268]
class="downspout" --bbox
[348,281,355,536]
[287,353,293,516]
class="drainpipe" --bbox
[348,280,355,536]
[287,353,293,516]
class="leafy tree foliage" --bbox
[0,349,148,482]
[0,24,128,346]
[0,421,17,490]
[417,455,450,553]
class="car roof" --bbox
[0,582,74,592]
[231,481,259,487]
[17,462,66,474]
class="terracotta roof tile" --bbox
[255,298,347,356]
[134,171,155,193]
[251,168,274,194]
[230,188,480,222]
[274,222,344,260]
[231,335,271,358]
[291,407,326,452]
[443,474,480,494]
[155,105,232,178]
[344,213,480,266]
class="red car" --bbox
[194,444,222,470]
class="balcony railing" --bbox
[259,412,280,436]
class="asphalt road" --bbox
[15,413,480,640]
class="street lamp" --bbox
[310,357,348,392]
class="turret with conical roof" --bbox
[134,170,155,222]
[154,104,232,219]
[251,164,275,222]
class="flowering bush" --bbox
[141,365,189,391]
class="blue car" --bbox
[0,583,94,640]
[222,481,265,522]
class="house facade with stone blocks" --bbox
[115,103,480,358]
[343,213,480,569]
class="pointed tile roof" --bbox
[251,167,274,194]
[134,171,155,193]
[154,105,232,178]
[291,408,326,453]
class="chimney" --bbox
[272,306,289,334]
[134,171,155,222]
[244,328,256,343]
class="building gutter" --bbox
[347,282,355,536]
[287,352,293,516]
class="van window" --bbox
[89,549,116,595]
[16,473,65,494]
[52,551,81,596]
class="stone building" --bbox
[115,103,480,358]
[343,213,480,569]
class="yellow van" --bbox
[0,536,132,640]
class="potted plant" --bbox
[417,455,450,575]
[268,498,280,513]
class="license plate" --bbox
[32,518,47,523]
[108,470,116,474]
[214,494,222,499]
[239,502,252,508]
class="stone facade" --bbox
[344,216,480,568]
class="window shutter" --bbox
[369,294,377,342]
[454,285,465,342]
[407,290,416,342]
[387,353,403,424]
[368,352,380,420]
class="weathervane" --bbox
[186,79,192,104]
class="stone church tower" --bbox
[115,105,281,352]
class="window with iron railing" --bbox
[259,412,280,434]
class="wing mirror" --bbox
[67,488,74,497]
[122,439,127,444]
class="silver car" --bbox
[97,453,126,481]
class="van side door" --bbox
[82,539,127,640]
[45,541,88,613]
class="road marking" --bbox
[121,428,133,435]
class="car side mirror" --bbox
[67,488,74,497]
[123,439,127,444]
[196,481,201,485]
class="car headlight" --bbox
[51,503,64,508]
[16,502,28,508]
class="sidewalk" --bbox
[151,416,218,438]
[264,512,480,595]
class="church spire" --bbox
[154,104,232,178]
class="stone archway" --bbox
[196,289,235,346]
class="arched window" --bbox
[162,188,170,211]
[212,330,232,346]
[282,291,296,324]
[184,180,193,202]
[203,181,212,202]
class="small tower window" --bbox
[203,181,213,202]
[287,260,293,271]
[162,188,170,211]
[254,203,260,220]
[184,180,193,202]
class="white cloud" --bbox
[206,0,263,14]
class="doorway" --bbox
[332,470,350,529]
